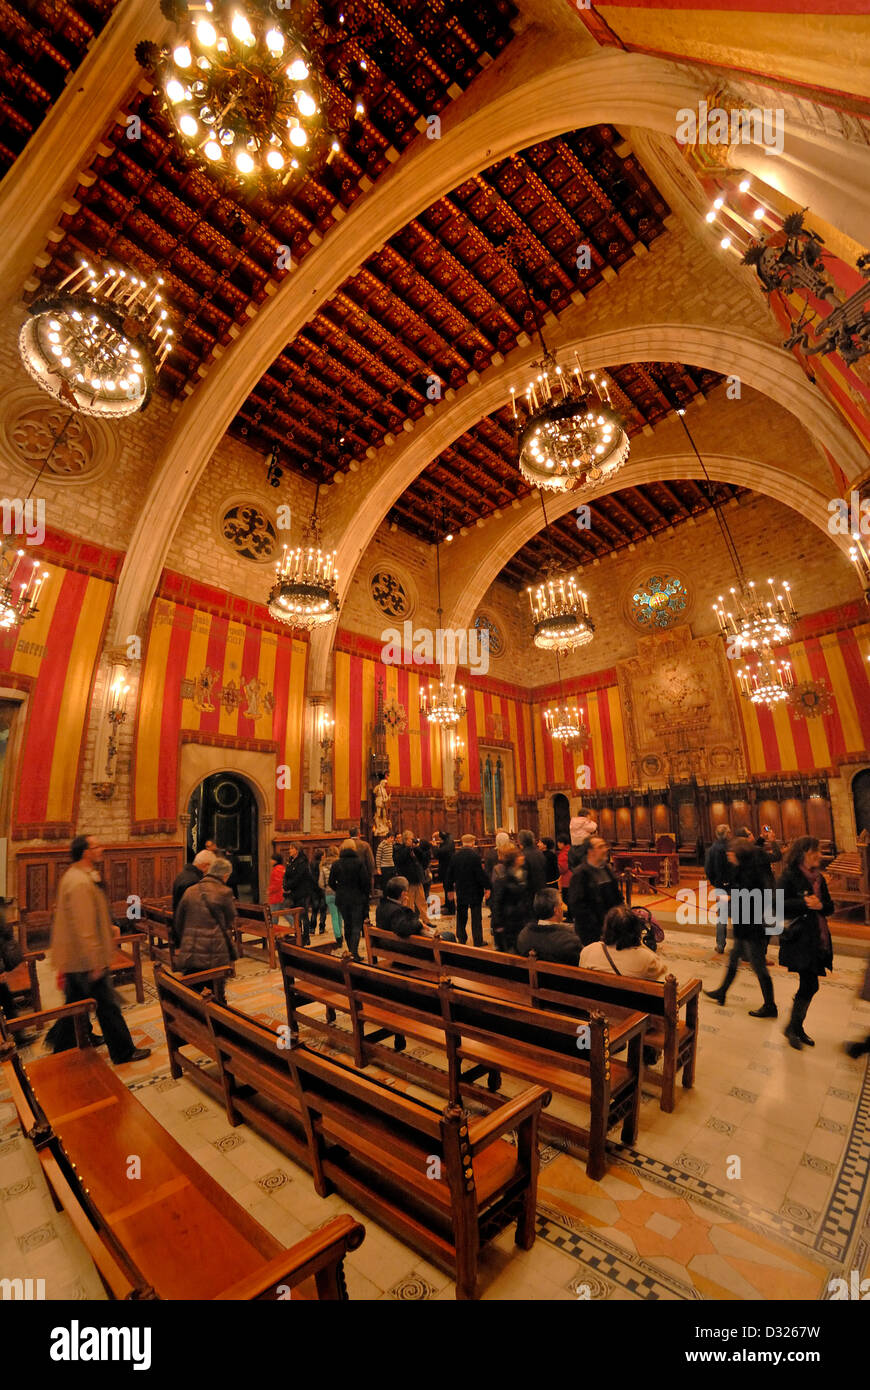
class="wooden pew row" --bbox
[153,968,549,1299]
[1,1004,366,1300]
[3,949,46,1014]
[277,942,646,1179]
[364,923,701,1114]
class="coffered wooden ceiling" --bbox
[0,0,119,172]
[20,0,518,399]
[499,477,746,588]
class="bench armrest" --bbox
[466,1085,551,1155]
[163,965,235,986]
[213,1216,366,1300]
[6,999,97,1030]
[20,950,46,964]
[676,978,702,1004]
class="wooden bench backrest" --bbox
[434,938,532,996]
[445,985,606,1068]
[531,959,676,1020]
[346,957,447,1028]
[154,965,223,1056]
[235,902,273,926]
[282,1037,447,1145]
[278,939,351,1010]
[203,997,302,1112]
[364,922,441,974]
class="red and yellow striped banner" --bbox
[532,685,630,793]
[0,562,113,831]
[736,622,870,772]
[332,648,536,818]
[133,598,307,825]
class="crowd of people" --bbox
[4,811,867,1073]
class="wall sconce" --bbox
[92,663,132,800]
[319,713,335,781]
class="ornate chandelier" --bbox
[0,548,48,630]
[268,501,338,631]
[136,0,368,190]
[420,678,466,728]
[420,509,466,728]
[512,358,629,494]
[737,650,795,705]
[543,703,590,745]
[713,578,796,655]
[528,574,594,653]
[19,258,173,418]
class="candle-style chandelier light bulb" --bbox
[0,548,48,630]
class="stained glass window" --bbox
[630,574,688,629]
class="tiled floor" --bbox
[1,910,869,1301]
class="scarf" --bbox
[803,867,831,955]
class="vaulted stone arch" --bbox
[108,29,870,643]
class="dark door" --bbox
[552,793,570,840]
[853,769,870,837]
[188,773,258,902]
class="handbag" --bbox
[197,885,239,962]
[632,904,664,950]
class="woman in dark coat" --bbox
[328,842,371,960]
[176,858,237,1002]
[778,836,834,1050]
[704,839,777,1016]
[283,843,316,944]
[489,848,531,954]
[565,837,623,947]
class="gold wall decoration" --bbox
[617,624,745,784]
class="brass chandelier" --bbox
[18,258,174,418]
[420,511,466,729]
[512,358,629,494]
[737,652,795,705]
[0,549,47,631]
[543,702,590,746]
[268,491,339,631]
[136,0,371,191]
[527,489,595,654]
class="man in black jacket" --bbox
[171,850,215,946]
[374,878,456,946]
[565,837,623,947]
[704,840,778,1017]
[448,835,490,947]
[283,843,316,944]
[518,830,547,899]
[517,889,581,965]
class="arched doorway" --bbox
[188,772,259,902]
[552,793,570,841]
[852,769,870,837]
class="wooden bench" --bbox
[233,902,335,968]
[154,964,237,1102]
[2,1030,365,1299]
[826,846,870,923]
[278,941,646,1179]
[142,901,176,968]
[2,949,46,1014]
[0,998,97,1056]
[363,923,700,1113]
[109,931,146,1003]
[279,1025,548,1299]
[528,958,700,1115]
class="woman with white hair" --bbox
[176,857,238,1002]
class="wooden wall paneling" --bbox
[652,802,671,835]
[598,807,615,840]
[615,806,632,843]
[633,805,651,844]
[757,799,783,839]
[780,797,808,842]
[807,798,833,841]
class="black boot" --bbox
[704,988,727,1005]
[785,996,809,1050]
[749,1004,778,1019]
[845,1036,870,1059]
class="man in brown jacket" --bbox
[51,835,150,1064]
